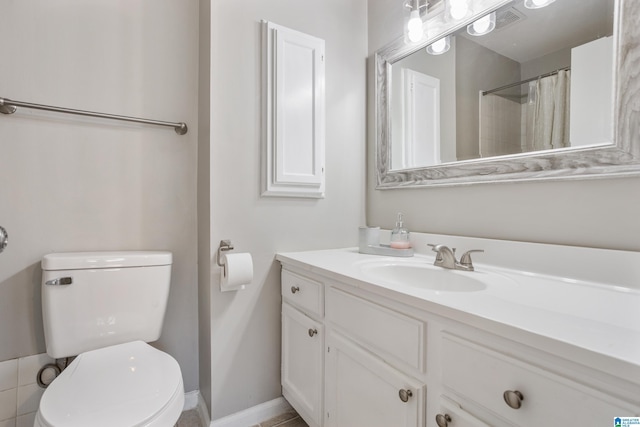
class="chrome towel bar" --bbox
[0,96,188,135]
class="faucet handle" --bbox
[428,244,444,261]
[427,243,442,259]
[428,243,450,251]
[428,244,456,254]
[459,250,484,270]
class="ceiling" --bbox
[458,0,614,63]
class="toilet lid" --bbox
[38,341,183,427]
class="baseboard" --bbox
[197,393,212,427]
[184,390,200,411]
[210,397,293,427]
[183,390,211,427]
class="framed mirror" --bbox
[375,0,640,188]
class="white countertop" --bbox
[276,247,640,377]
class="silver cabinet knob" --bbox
[0,226,7,253]
[291,286,300,294]
[503,390,524,409]
[435,414,452,427]
[398,389,413,403]
[308,328,318,337]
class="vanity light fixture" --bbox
[426,35,451,55]
[467,12,496,36]
[404,0,427,44]
[448,0,470,20]
[524,0,556,9]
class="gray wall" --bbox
[367,0,640,252]
[205,0,367,420]
[521,47,571,81]
[198,0,213,414]
[456,37,521,160]
[0,0,200,392]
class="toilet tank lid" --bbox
[42,251,172,271]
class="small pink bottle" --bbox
[390,212,412,249]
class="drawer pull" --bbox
[291,286,300,294]
[435,414,452,427]
[308,328,318,337]
[503,390,524,409]
[398,389,413,403]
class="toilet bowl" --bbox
[34,341,184,427]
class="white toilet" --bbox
[34,251,184,427]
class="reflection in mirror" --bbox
[389,0,614,171]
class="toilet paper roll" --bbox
[220,252,254,292]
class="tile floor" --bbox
[251,410,309,427]
[176,409,202,427]
[176,408,309,427]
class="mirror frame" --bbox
[375,0,640,188]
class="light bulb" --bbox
[426,36,451,55]
[431,39,446,52]
[449,0,469,20]
[407,10,424,43]
[473,15,491,33]
[467,12,496,36]
[524,0,556,9]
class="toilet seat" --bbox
[35,341,184,427]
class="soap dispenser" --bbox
[390,213,411,249]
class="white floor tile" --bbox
[16,412,36,427]
[16,385,43,417]
[0,389,17,422]
[0,361,18,393]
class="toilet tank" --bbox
[41,251,172,358]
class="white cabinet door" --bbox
[282,303,323,427]
[325,330,425,427]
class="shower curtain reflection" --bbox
[525,69,571,151]
[479,69,571,158]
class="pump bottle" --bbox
[390,213,411,249]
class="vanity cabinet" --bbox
[281,270,324,427]
[279,262,640,427]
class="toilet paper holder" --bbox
[216,240,234,277]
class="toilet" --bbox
[34,251,184,427]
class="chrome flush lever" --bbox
[45,277,73,286]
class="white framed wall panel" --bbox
[262,21,325,198]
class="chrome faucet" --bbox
[428,244,484,271]
[429,244,458,269]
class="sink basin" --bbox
[359,261,487,292]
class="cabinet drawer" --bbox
[282,269,323,317]
[441,333,636,426]
[327,287,425,372]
